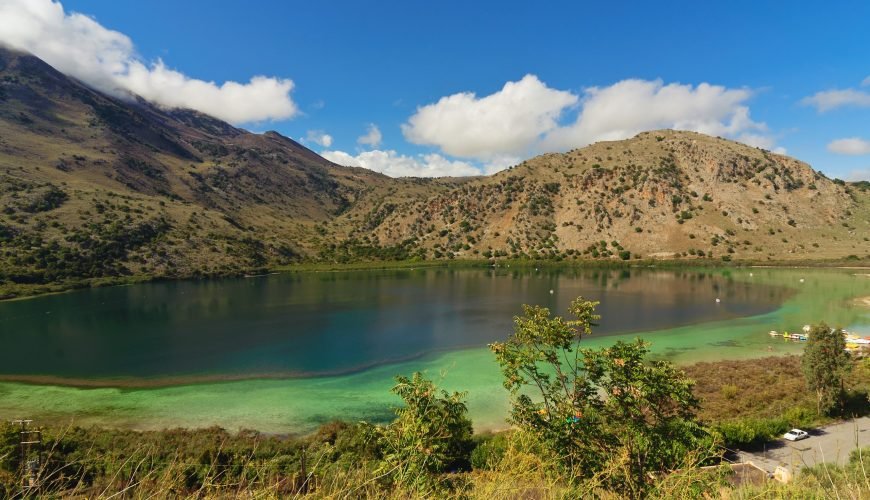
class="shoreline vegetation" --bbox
[3,355,867,436]
[2,350,868,496]
[2,254,870,302]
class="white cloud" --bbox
[402,76,773,159]
[802,88,870,112]
[0,0,298,124]
[402,74,578,159]
[322,149,486,178]
[828,137,870,155]
[543,79,768,151]
[845,169,870,182]
[357,123,382,147]
[481,156,521,175]
[305,130,333,147]
[736,133,776,150]
[862,76,870,87]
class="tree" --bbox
[802,322,851,415]
[379,372,474,494]
[490,297,708,498]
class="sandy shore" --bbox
[854,296,870,308]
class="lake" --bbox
[1,266,868,433]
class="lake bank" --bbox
[3,255,869,302]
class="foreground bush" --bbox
[378,372,474,495]
[490,297,713,498]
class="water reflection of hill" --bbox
[0,268,791,381]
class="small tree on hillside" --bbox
[802,322,851,415]
[490,297,708,498]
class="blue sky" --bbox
[3,0,870,179]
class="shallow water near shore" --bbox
[1,267,868,434]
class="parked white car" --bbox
[783,429,809,441]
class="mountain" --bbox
[1,48,868,298]
[0,47,460,295]
[358,130,869,262]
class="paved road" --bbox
[737,416,870,473]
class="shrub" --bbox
[379,372,474,494]
[470,432,510,470]
[490,298,709,497]
[716,417,790,448]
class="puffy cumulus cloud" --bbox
[305,130,333,148]
[357,123,383,147]
[542,79,768,151]
[802,84,870,112]
[828,138,870,155]
[115,61,296,124]
[402,76,774,159]
[402,74,578,159]
[322,150,486,178]
[0,0,298,123]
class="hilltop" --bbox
[357,130,869,262]
[1,48,868,297]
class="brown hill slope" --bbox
[0,48,868,298]
[350,130,869,262]
[0,47,459,295]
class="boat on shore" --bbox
[768,326,870,347]
[767,330,807,341]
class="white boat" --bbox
[845,334,870,345]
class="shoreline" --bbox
[3,256,869,303]
[0,344,802,391]
[0,354,836,438]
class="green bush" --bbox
[490,298,708,497]
[715,417,790,448]
[470,432,510,470]
[379,372,474,494]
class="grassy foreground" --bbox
[2,355,868,498]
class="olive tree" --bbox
[490,297,708,497]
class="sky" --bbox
[1,0,869,180]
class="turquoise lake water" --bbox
[0,266,868,434]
